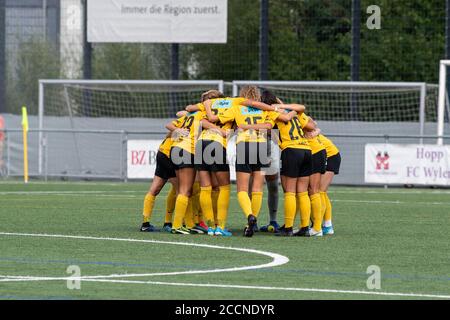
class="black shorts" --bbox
[235,142,271,173]
[170,147,195,170]
[154,151,176,180]
[326,153,341,174]
[195,140,230,172]
[280,148,312,178]
[311,149,327,175]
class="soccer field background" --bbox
[0,181,449,300]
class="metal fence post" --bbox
[5,130,10,177]
[384,134,390,189]
[43,132,48,182]
[121,131,128,183]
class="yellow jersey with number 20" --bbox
[298,113,325,155]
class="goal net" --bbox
[31,80,224,179]
[231,81,441,185]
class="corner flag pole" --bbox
[22,106,29,183]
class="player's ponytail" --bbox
[201,90,224,102]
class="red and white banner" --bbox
[127,140,162,179]
[365,144,450,186]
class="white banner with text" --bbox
[88,0,228,43]
[365,144,450,186]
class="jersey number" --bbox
[244,116,263,125]
[182,116,194,130]
[288,117,304,140]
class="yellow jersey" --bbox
[218,102,276,144]
[268,111,311,151]
[199,98,241,148]
[171,110,205,154]
[318,134,339,158]
[298,113,325,154]
[158,135,173,158]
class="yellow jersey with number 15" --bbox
[218,103,276,144]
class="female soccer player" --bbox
[255,91,311,236]
[140,133,178,232]
[318,133,341,235]
[300,116,326,237]
[204,86,275,237]
[166,91,223,234]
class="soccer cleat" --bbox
[253,223,259,232]
[207,227,215,236]
[293,227,311,237]
[140,222,159,232]
[214,227,232,237]
[275,227,293,237]
[244,214,257,237]
[198,221,208,231]
[162,223,172,233]
[260,221,280,233]
[192,224,208,234]
[322,225,334,235]
[308,228,323,237]
[171,226,191,235]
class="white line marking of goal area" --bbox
[0,232,289,280]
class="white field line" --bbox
[1,276,449,300]
[0,232,448,299]
[0,232,288,280]
[2,191,450,206]
[332,199,450,206]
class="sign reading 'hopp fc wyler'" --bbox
[365,144,450,186]
[87,0,228,43]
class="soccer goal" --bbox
[36,79,224,179]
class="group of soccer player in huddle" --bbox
[139,86,341,237]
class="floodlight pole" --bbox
[0,0,5,113]
[259,0,269,80]
[83,0,92,80]
[171,44,179,80]
[351,0,361,121]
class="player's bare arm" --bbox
[201,119,227,137]
[204,99,220,122]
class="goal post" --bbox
[437,60,450,145]
[37,79,224,176]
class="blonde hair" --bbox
[239,86,261,101]
[201,90,223,102]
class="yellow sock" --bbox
[212,189,219,225]
[217,185,231,229]
[172,194,189,229]
[184,198,195,229]
[200,186,214,226]
[192,182,201,224]
[324,192,333,223]
[284,192,296,228]
[142,193,156,223]
[165,185,176,223]
[320,192,327,219]
[251,192,263,217]
[237,191,253,217]
[298,192,311,228]
[310,193,323,232]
